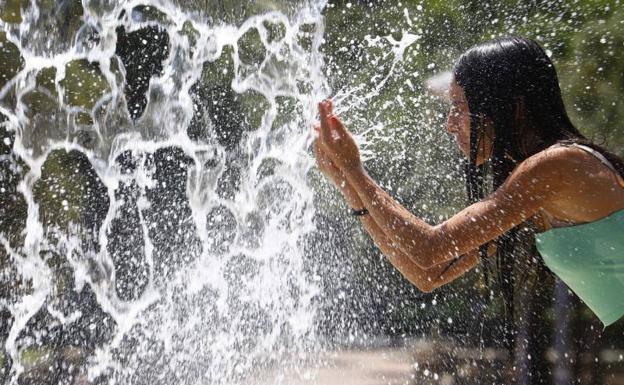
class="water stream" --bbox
[0,1,330,383]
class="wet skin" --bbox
[446,79,493,165]
[313,85,624,292]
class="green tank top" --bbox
[535,208,624,327]
[535,210,624,327]
[534,143,624,327]
[535,143,624,327]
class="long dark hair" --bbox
[452,36,624,347]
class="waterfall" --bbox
[0,1,328,383]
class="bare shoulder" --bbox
[523,145,587,170]
[510,145,589,181]
[502,143,624,207]
[498,145,588,199]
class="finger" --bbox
[318,100,330,129]
[330,116,347,138]
[319,99,334,117]
[314,139,329,163]
[314,142,328,169]
[316,140,336,167]
[314,123,334,161]
[315,139,329,161]
[325,99,334,115]
[318,100,333,142]
[317,133,334,156]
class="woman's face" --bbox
[446,79,493,165]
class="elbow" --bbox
[408,273,440,293]
[415,279,438,293]
[404,237,446,270]
[407,242,456,270]
[408,252,438,270]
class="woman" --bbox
[314,36,624,327]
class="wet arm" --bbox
[342,154,556,269]
[334,179,483,292]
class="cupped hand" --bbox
[317,99,362,172]
[313,125,346,188]
[313,126,365,209]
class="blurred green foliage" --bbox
[317,0,624,343]
[561,8,624,152]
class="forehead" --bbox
[449,79,466,101]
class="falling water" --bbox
[0,0,329,384]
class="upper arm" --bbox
[425,148,570,265]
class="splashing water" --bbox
[0,0,329,384]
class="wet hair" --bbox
[452,36,624,347]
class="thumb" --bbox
[330,116,348,139]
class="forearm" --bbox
[335,180,411,259]
[361,213,480,291]
[335,180,478,291]
[426,251,481,290]
[344,166,449,268]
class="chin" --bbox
[460,151,488,166]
